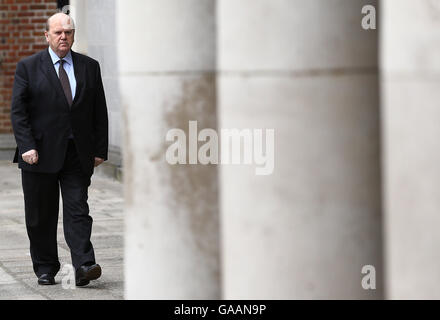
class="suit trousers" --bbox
[21,139,95,277]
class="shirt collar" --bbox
[48,46,73,66]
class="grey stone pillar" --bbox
[70,0,88,54]
[71,0,123,177]
[117,0,220,299]
[218,0,382,299]
[381,0,440,299]
[86,0,123,173]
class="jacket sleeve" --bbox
[93,62,109,160]
[10,61,36,155]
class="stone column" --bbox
[117,0,220,299]
[70,0,88,54]
[86,0,123,175]
[381,0,440,299]
[218,0,382,299]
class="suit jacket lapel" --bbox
[71,50,85,109]
[39,49,86,110]
[40,49,70,110]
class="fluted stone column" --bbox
[381,0,440,299]
[117,0,220,299]
[218,0,382,299]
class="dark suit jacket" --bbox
[11,48,108,177]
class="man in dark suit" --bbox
[10,12,108,287]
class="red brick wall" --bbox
[0,0,57,133]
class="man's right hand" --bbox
[22,149,39,165]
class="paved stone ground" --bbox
[0,160,124,300]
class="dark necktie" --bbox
[58,59,73,107]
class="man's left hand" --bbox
[94,157,104,167]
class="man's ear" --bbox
[44,31,49,42]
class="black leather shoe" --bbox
[38,274,55,285]
[75,264,102,287]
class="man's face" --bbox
[44,16,75,58]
